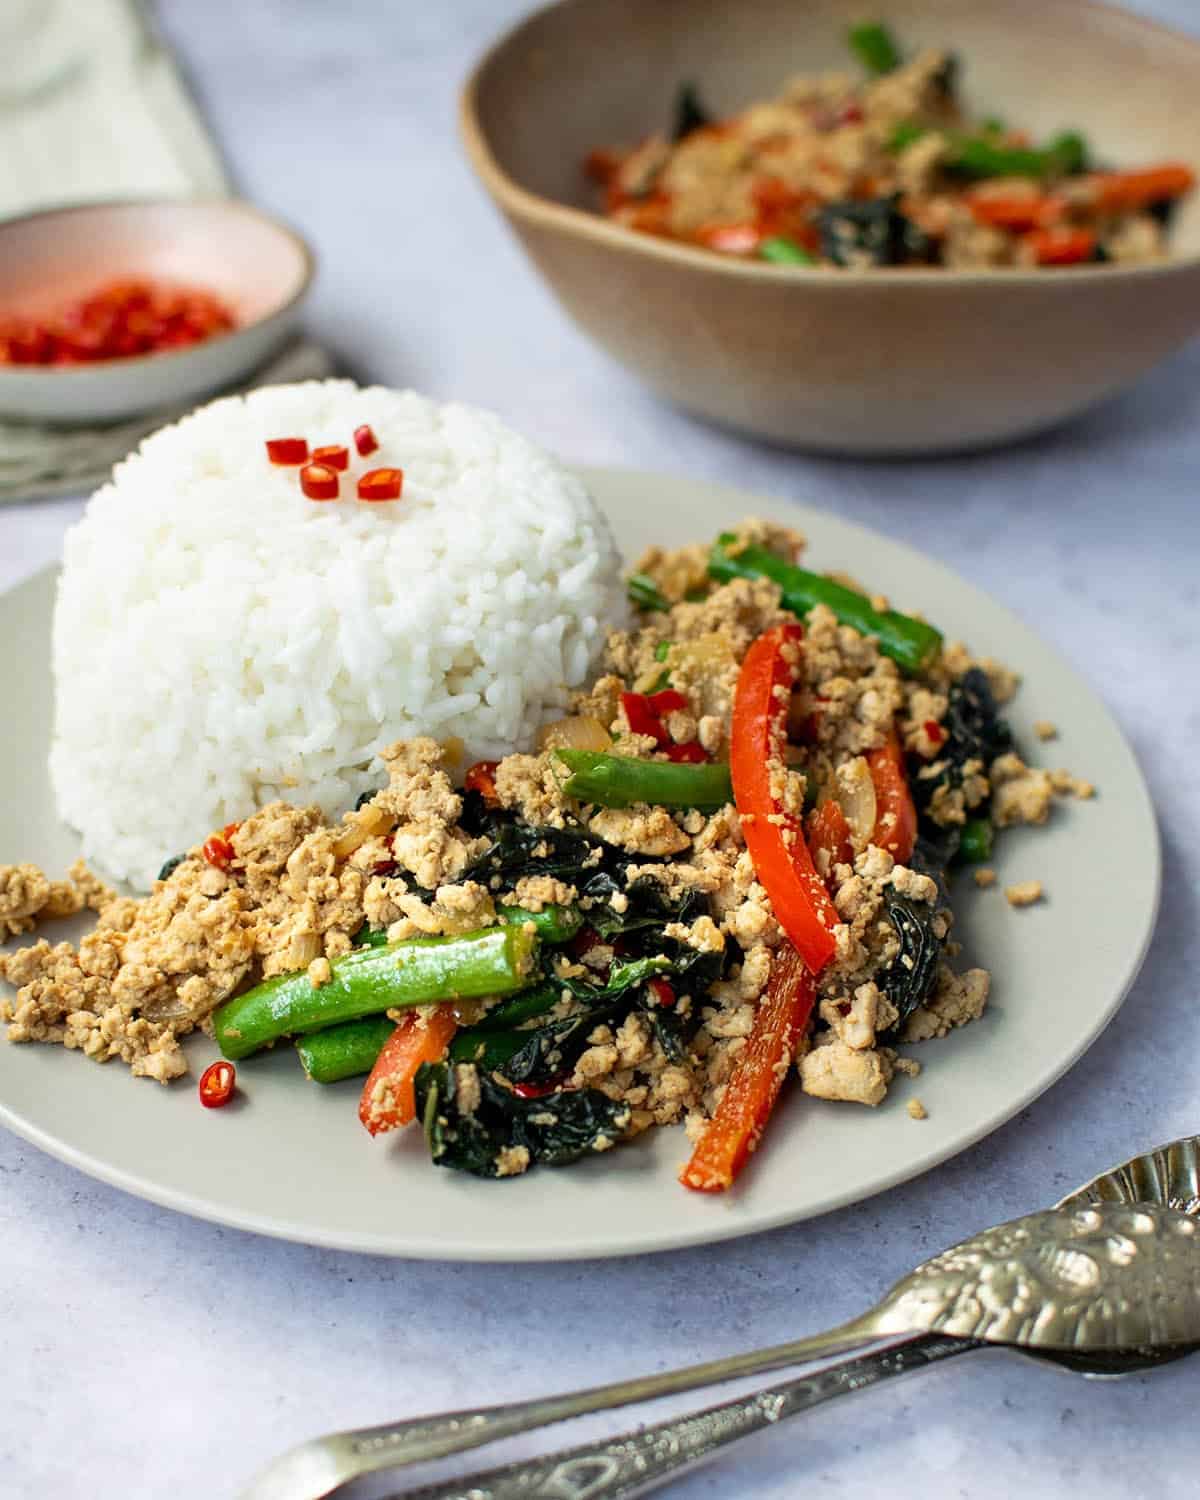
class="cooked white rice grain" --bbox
[50,381,625,887]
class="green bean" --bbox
[708,535,942,675]
[956,818,995,865]
[213,925,538,1061]
[627,572,670,613]
[296,1017,396,1084]
[848,21,901,74]
[496,902,583,944]
[888,121,928,153]
[554,749,732,810]
[760,236,816,265]
[352,923,389,948]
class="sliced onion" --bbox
[288,931,322,970]
[835,756,877,850]
[332,802,390,859]
[537,715,612,753]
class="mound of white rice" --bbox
[51,381,625,888]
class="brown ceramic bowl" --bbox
[461,0,1200,455]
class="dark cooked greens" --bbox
[416,1061,631,1177]
[672,81,711,142]
[912,667,1012,826]
[816,195,936,268]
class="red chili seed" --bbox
[357,467,404,502]
[353,423,379,457]
[266,437,309,465]
[311,444,350,471]
[199,1059,236,1109]
[301,462,340,501]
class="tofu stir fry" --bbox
[0,519,1093,1191]
[586,21,1194,270]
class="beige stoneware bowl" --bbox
[0,199,314,424]
[461,0,1200,455]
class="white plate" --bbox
[0,468,1160,1260]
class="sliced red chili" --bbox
[198,1059,236,1108]
[663,741,709,764]
[357,467,404,502]
[923,719,946,746]
[620,691,673,745]
[464,760,501,806]
[202,834,235,870]
[353,423,379,457]
[301,462,340,501]
[311,443,349,471]
[648,977,676,1008]
[266,437,309,465]
[511,1079,559,1099]
[644,688,688,716]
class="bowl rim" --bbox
[0,195,316,380]
[460,0,1200,288]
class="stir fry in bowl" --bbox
[586,21,1195,270]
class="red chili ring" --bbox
[199,1059,236,1108]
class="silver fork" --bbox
[241,1132,1200,1500]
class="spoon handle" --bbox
[388,1335,973,1500]
[240,1316,884,1499]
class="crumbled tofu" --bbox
[800,1037,892,1106]
[905,966,990,1042]
[907,1097,928,1120]
[1005,880,1044,908]
[1033,721,1057,741]
[973,867,997,889]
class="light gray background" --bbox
[2,2,1198,1496]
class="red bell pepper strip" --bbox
[806,798,853,881]
[1087,163,1195,214]
[864,734,917,862]
[1023,226,1096,265]
[730,624,838,973]
[359,1006,459,1135]
[680,944,814,1192]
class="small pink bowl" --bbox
[0,198,315,423]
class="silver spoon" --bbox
[381,1134,1200,1500]
[241,1134,1200,1500]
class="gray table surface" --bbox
[3,2,1199,1496]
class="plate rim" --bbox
[0,467,1163,1259]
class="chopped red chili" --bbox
[202,833,235,870]
[511,1079,559,1099]
[353,423,379,457]
[648,977,676,1008]
[464,760,501,806]
[0,278,235,366]
[300,462,340,501]
[266,437,309,465]
[198,1059,236,1108]
[663,741,709,763]
[924,719,947,746]
[357,467,404,502]
[620,690,670,744]
[311,443,349,471]
[644,688,688,715]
